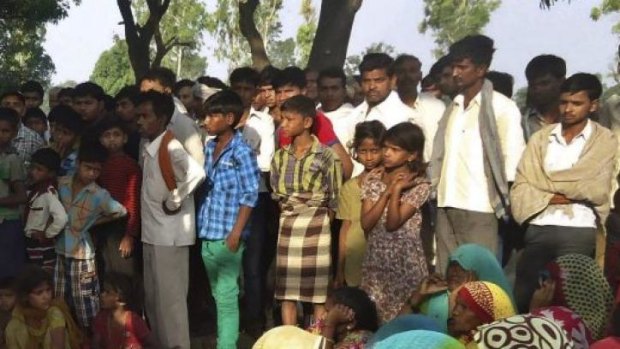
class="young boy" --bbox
[24,148,67,272]
[1,91,44,163]
[114,85,142,161]
[94,118,141,280]
[270,95,342,326]
[23,107,48,142]
[198,90,260,347]
[137,91,205,349]
[54,142,127,331]
[0,277,16,349]
[73,82,108,144]
[49,105,85,177]
[20,80,45,109]
[0,108,27,280]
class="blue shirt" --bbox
[197,131,260,240]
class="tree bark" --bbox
[306,0,362,71]
[239,0,271,71]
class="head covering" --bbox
[455,281,516,324]
[367,314,443,347]
[252,326,326,349]
[422,245,514,332]
[373,330,465,349]
[192,83,221,104]
[531,306,593,348]
[591,337,620,349]
[470,314,575,349]
[546,254,613,340]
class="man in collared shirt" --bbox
[1,91,44,163]
[511,74,617,312]
[198,91,260,348]
[137,91,206,348]
[522,55,566,142]
[432,35,525,273]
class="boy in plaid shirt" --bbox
[197,91,260,349]
[54,142,126,332]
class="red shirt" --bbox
[93,311,150,349]
[277,111,339,148]
[97,153,142,237]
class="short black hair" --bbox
[31,148,61,173]
[258,65,281,87]
[20,80,44,98]
[23,107,47,124]
[0,276,15,291]
[136,90,175,125]
[78,140,108,164]
[49,105,85,135]
[0,107,20,130]
[73,82,105,101]
[448,34,495,67]
[15,265,53,304]
[98,116,128,136]
[196,76,228,90]
[273,66,307,89]
[359,53,395,76]
[174,79,195,96]
[525,55,566,81]
[230,67,260,87]
[486,71,514,98]
[352,120,386,151]
[280,95,316,119]
[57,87,75,100]
[561,73,603,101]
[428,55,452,81]
[203,90,244,128]
[103,272,135,309]
[1,91,26,104]
[318,67,347,87]
[391,54,421,76]
[142,67,177,90]
[330,287,379,332]
[115,85,140,104]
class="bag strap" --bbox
[158,130,177,191]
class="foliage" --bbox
[0,0,79,24]
[419,0,501,57]
[295,0,317,67]
[90,38,135,96]
[269,38,298,68]
[592,0,620,33]
[344,42,397,77]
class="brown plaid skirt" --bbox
[275,202,331,303]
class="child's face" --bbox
[24,117,48,137]
[52,125,77,149]
[115,98,136,123]
[0,120,17,148]
[74,96,104,123]
[0,289,16,312]
[27,283,52,311]
[382,140,416,170]
[76,161,102,185]
[23,92,43,109]
[29,163,54,184]
[280,111,312,138]
[202,112,233,136]
[356,138,382,171]
[99,127,127,154]
[99,285,120,310]
[136,102,167,140]
[1,96,26,117]
[231,82,257,109]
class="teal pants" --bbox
[202,240,245,349]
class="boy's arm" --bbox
[227,148,261,252]
[164,145,206,212]
[324,151,343,213]
[95,190,127,225]
[123,163,142,238]
[43,192,68,237]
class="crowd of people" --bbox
[0,33,619,348]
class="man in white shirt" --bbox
[510,74,617,312]
[139,67,205,166]
[431,35,526,273]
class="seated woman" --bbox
[402,244,514,332]
[531,306,592,348]
[447,281,515,344]
[529,254,613,341]
[372,330,465,349]
[5,265,83,349]
[309,287,379,349]
[470,313,574,348]
[367,314,443,347]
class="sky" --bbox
[43,0,620,90]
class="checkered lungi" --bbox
[26,237,57,274]
[275,202,331,304]
[54,255,99,329]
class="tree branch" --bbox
[239,0,271,70]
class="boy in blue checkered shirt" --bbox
[197,90,260,349]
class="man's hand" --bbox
[119,235,135,258]
[549,193,572,205]
[226,233,241,252]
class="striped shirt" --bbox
[270,136,342,210]
[56,176,126,259]
[197,131,260,241]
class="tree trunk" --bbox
[239,0,271,71]
[176,46,183,78]
[306,0,362,71]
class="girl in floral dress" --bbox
[360,122,430,324]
